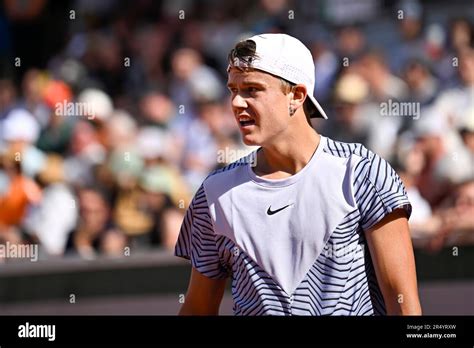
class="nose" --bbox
[231,92,248,110]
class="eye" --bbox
[228,87,238,94]
[247,87,259,93]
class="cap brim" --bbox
[307,94,328,119]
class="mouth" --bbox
[238,115,256,128]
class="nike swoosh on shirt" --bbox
[267,204,294,215]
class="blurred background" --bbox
[0,0,473,314]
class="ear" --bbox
[289,84,307,111]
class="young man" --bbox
[175,33,422,315]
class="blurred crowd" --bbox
[0,0,473,261]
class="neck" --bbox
[255,124,320,178]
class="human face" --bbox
[79,190,109,234]
[456,181,474,213]
[459,49,474,84]
[227,68,292,146]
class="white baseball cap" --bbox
[77,88,113,121]
[228,33,328,119]
[2,108,40,143]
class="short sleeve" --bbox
[354,152,412,231]
[174,184,229,279]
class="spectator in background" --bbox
[424,180,474,251]
[391,0,426,74]
[171,100,220,192]
[335,25,367,63]
[437,17,474,85]
[434,107,474,191]
[403,58,440,107]
[449,18,474,53]
[124,24,171,99]
[440,180,474,245]
[425,48,474,199]
[322,73,370,145]
[18,69,50,128]
[65,186,127,259]
[196,100,238,153]
[356,50,409,159]
[64,120,106,187]
[111,163,186,251]
[135,126,191,205]
[400,57,441,137]
[103,109,138,153]
[76,87,114,146]
[169,48,223,116]
[24,154,77,256]
[97,109,140,216]
[358,50,408,101]
[250,0,290,34]
[311,39,338,103]
[1,108,46,178]
[0,149,41,244]
[395,135,437,243]
[0,108,44,249]
[109,122,190,250]
[137,166,184,249]
[411,107,452,207]
[62,86,113,187]
[82,33,125,99]
[0,79,16,117]
[36,80,75,155]
[138,91,177,128]
[433,47,474,132]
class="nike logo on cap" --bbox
[267,203,294,215]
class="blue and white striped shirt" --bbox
[175,135,412,315]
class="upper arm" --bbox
[365,209,421,315]
[354,151,412,231]
[353,150,420,314]
[174,184,230,314]
[179,268,227,315]
[174,184,230,279]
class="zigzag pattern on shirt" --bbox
[175,138,411,315]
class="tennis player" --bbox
[175,33,422,316]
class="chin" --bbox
[242,136,261,146]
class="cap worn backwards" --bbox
[228,33,328,119]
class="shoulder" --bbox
[201,151,255,189]
[322,136,374,161]
[187,152,255,208]
[322,135,404,192]
[322,137,412,228]
[205,152,254,180]
[321,136,378,179]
